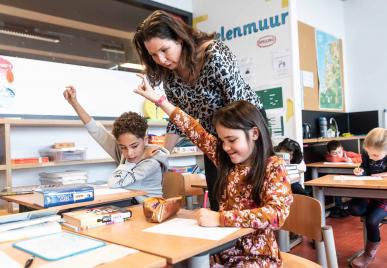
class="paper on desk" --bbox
[40,244,138,268]
[0,221,62,243]
[334,175,383,181]
[0,252,21,268]
[94,187,131,195]
[143,218,240,240]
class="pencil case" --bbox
[143,196,182,223]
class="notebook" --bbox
[13,231,106,261]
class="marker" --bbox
[203,190,208,208]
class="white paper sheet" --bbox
[0,221,62,243]
[0,252,21,268]
[143,218,240,241]
[323,162,355,165]
[94,187,131,195]
[40,244,138,268]
[302,71,314,88]
[333,175,383,181]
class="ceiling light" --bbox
[120,62,144,70]
[101,45,125,55]
[0,27,60,43]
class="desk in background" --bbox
[304,174,387,225]
[306,162,357,179]
[0,189,146,212]
[79,205,254,267]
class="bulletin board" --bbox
[298,22,345,112]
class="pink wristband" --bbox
[155,95,166,107]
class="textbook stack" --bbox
[285,164,300,182]
[62,205,132,230]
[33,184,94,208]
[172,137,199,154]
[168,164,199,174]
[39,170,89,186]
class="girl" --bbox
[275,138,308,196]
[350,127,387,268]
[133,10,266,211]
[135,75,292,267]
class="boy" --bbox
[326,140,362,163]
[64,86,169,204]
[326,140,361,217]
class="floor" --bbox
[289,215,387,268]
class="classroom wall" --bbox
[343,0,387,126]
[193,0,302,144]
[296,0,348,110]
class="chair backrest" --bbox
[162,171,185,198]
[162,171,204,199]
[281,194,323,242]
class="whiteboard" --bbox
[0,55,146,117]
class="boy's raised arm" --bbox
[63,85,92,125]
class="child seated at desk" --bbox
[349,127,387,268]
[275,138,308,196]
[325,140,362,163]
[135,75,292,267]
[64,86,169,204]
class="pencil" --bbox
[203,190,208,208]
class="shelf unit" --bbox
[0,119,166,188]
[11,158,115,170]
[0,119,203,203]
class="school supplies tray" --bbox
[39,147,87,162]
[13,231,106,261]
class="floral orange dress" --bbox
[170,108,293,267]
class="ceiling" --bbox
[0,0,191,70]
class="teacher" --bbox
[133,10,266,211]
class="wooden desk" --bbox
[79,205,254,266]
[0,234,166,268]
[304,174,387,225]
[306,162,357,179]
[1,189,146,212]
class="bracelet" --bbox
[155,95,167,107]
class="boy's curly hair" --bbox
[112,112,148,139]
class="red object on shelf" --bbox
[11,157,50,164]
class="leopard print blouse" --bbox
[164,40,264,136]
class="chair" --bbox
[281,252,322,268]
[162,171,204,209]
[281,194,338,268]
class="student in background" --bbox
[350,128,387,268]
[63,86,168,204]
[275,138,308,196]
[135,76,292,267]
[133,10,266,211]
[326,140,362,163]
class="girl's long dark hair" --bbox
[212,101,274,205]
[133,10,215,86]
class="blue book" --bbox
[33,185,94,208]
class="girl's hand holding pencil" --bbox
[195,208,220,227]
[353,163,364,176]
